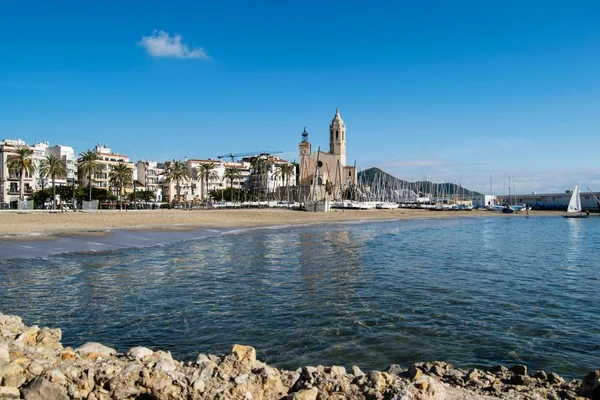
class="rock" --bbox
[548,371,564,385]
[231,344,256,363]
[46,368,68,385]
[580,370,600,397]
[36,327,62,348]
[293,387,318,400]
[488,364,508,374]
[60,350,76,360]
[0,364,26,387]
[533,370,547,380]
[408,365,423,381]
[75,342,116,357]
[15,325,40,344]
[28,362,44,376]
[0,344,9,363]
[329,365,346,377]
[510,374,535,386]
[0,314,22,326]
[21,377,68,400]
[0,386,20,399]
[155,357,176,373]
[510,364,527,376]
[385,364,403,376]
[128,346,153,360]
[352,365,364,377]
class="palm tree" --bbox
[77,150,101,201]
[39,154,67,210]
[275,163,295,202]
[250,157,269,200]
[6,147,36,201]
[108,162,133,210]
[223,166,242,202]
[196,162,218,205]
[164,160,189,206]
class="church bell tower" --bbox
[329,108,346,167]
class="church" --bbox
[298,109,357,201]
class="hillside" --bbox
[357,167,482,197]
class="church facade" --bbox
[298,109,357,201]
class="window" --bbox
[348,171,352,177]
[336,130,339,140]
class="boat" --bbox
[563,184,589,218]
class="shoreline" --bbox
[0,208,559,239]
[0,311,597,399]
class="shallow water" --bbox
[1,216,599,377]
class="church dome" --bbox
[330,108,344,127]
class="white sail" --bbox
[567,184,582,213]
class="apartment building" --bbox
[136,160,165,202]
[0,139,36,204]
[46,145,77,184]
[80,144,134,192]
[184,158,253,201]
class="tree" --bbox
[6,146,35,201]
[128,189,154,203]
[164,160,189,206]
[77,150,101,201]
[39,154,67,210]
[196,162,218,204]
[275,163,294,202]
[250,157,270,200]
[223,166,242,202]
[108,161,133,210]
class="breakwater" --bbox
[1,312,599,399]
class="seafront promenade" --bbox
[0,208,558,237]
[0,312,598,399]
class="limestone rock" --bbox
[232,344,256,363]
[352,365,365,377]
[128,346,153,360]
[75,342,116,357]
[293,386,318,400]
[0,344,9,364]
[21,377,68,400]
[15,326,40,345]
[0,386,20,399]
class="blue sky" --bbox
[1,1,599,193]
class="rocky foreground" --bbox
[0,313,598,400]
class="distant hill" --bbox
[357,167,482,197]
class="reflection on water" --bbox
[1,217,599,378]
[565,218,582,266]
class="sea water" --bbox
[0,216,598,378]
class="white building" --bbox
[44,144,77,187]
[136,160,165,202]
[0,139,35,205]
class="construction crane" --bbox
[217,151,283,162]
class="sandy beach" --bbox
[0,208,557,237]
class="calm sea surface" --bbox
[1,216,599,377]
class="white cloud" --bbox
[138,30,211,59]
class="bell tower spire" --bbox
[329,108,346,166]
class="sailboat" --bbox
[563,184,589,218]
